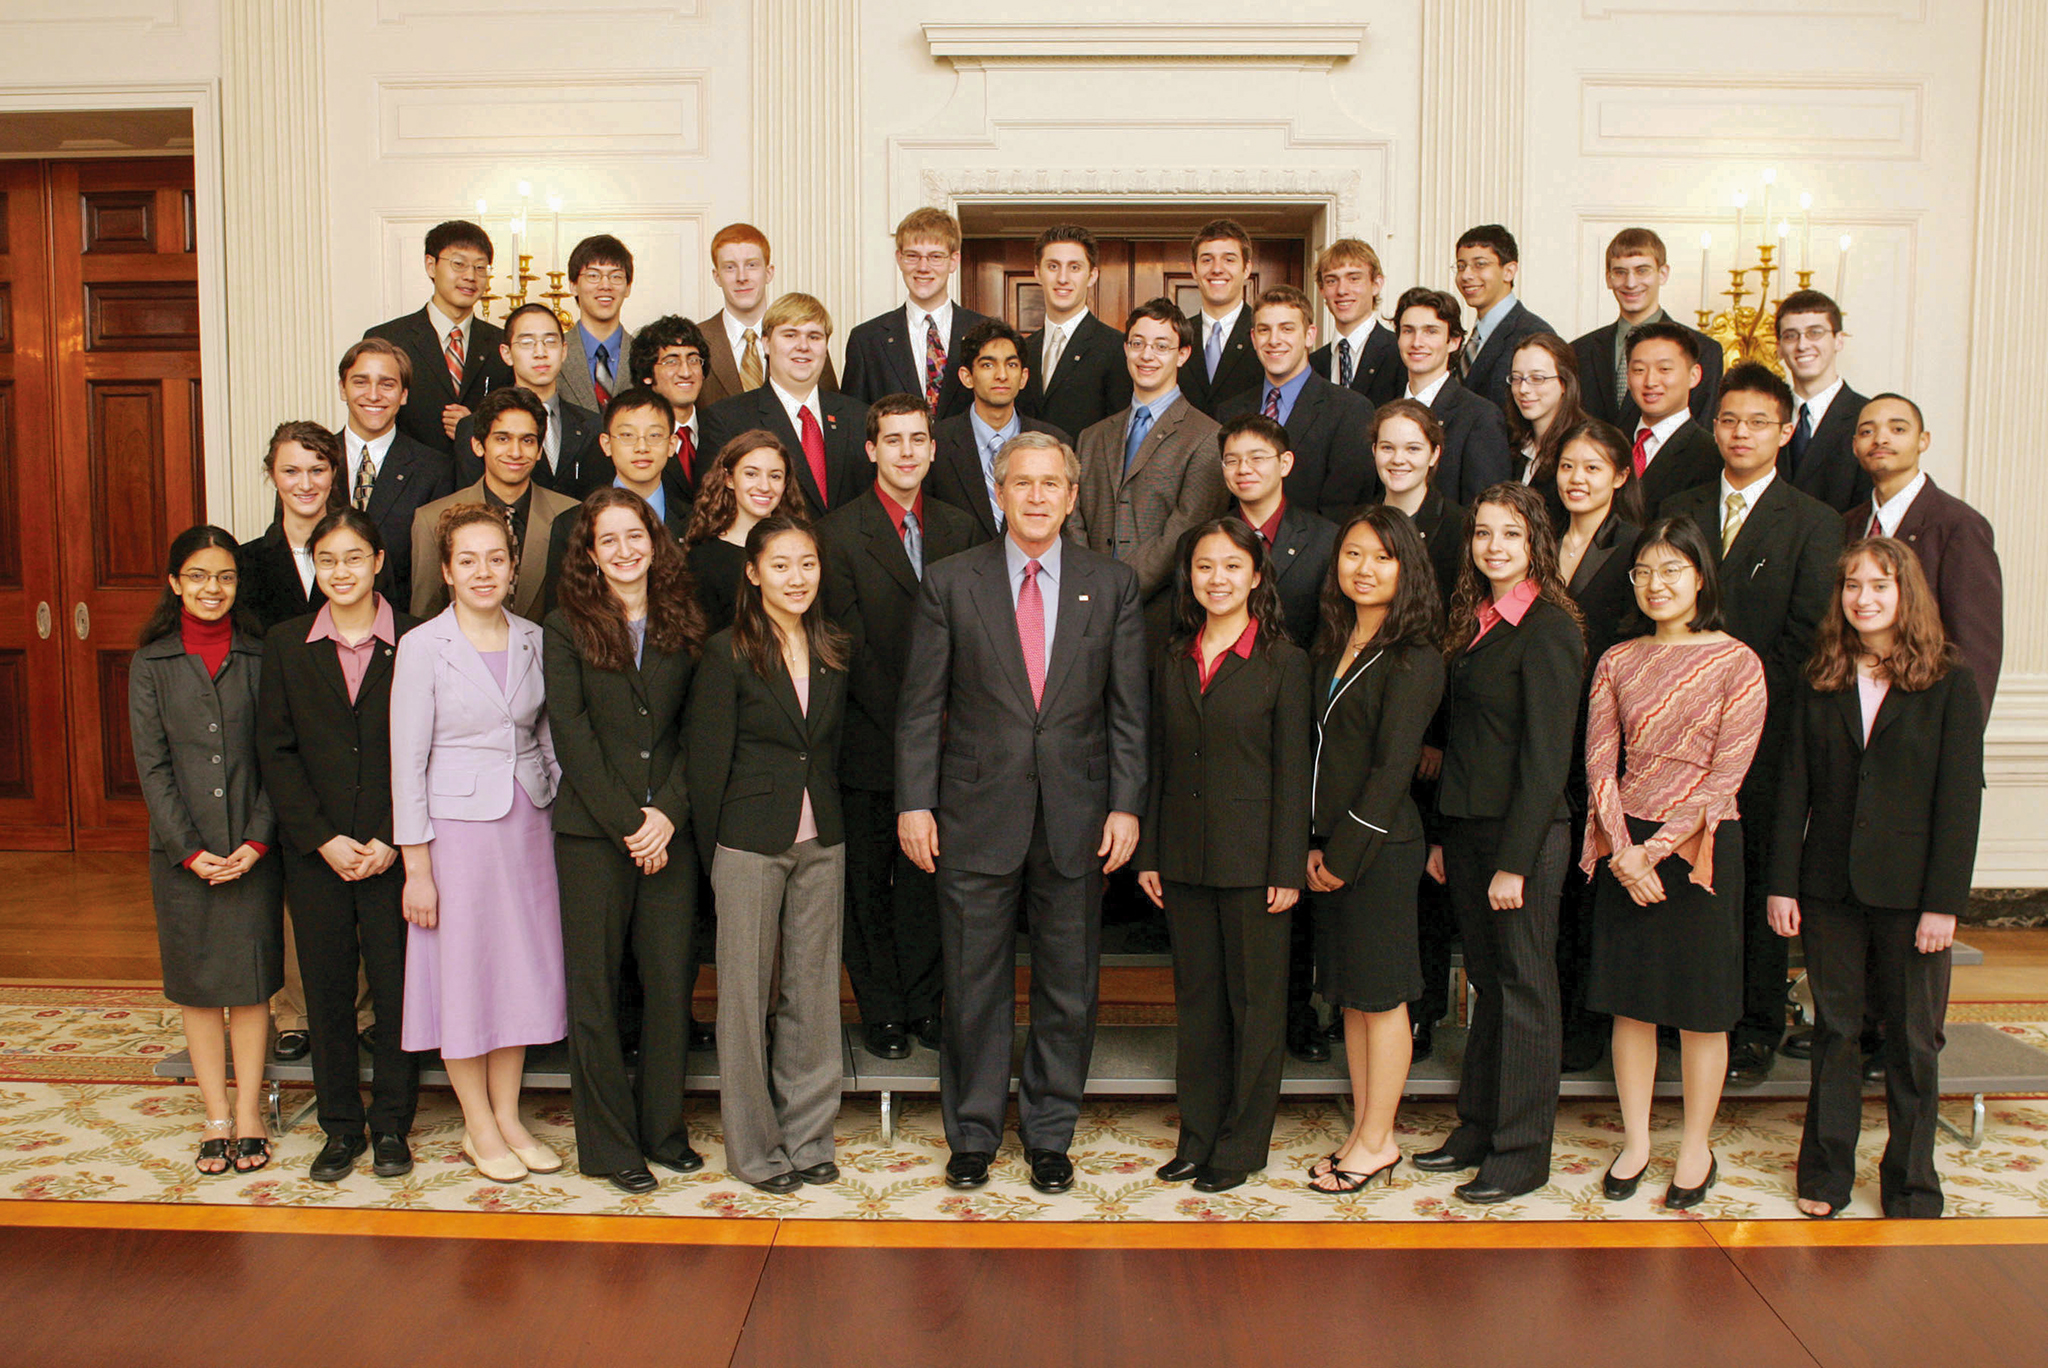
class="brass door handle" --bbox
[34,602,50,640]
[73,603,89,641]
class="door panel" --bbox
[963,233,1306,334]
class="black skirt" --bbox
[1586,814,1743,1033]
[1312,835,1425,1014]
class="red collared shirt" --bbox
[1235,500,1286,546]
[305,595,397,704]
[1472,577,1540,645]
[877,485,926,543]
[1191,617,1259,692]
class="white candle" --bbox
[1733,190,1748,261]
[511,215,523,275]
[1799,193,1813,274]
[475,197,488,220]
[1759,169,1775,248]
[548,193,564,273]
[1836,235,1852,304]
[1699,230,1712,307]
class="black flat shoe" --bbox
[1726,1042,1776,1086]
[1192,1167,1247,1193]
[1411,1144,1480,1173]
[273,1030,309,1062]
[749,1171,803,1195]
[651,1146,704,1175]
[309,1131,367,1183]
[371,1132,413,1178]
[909,1015,942,1051]
[794,1161,840,1186]
[1455,1177,1536,1205]
[1411,1020,1435,1063]
[1602,1154,1648,1201]
[945,1150,992,1190]
[688,1020,716,1052]
[1287,1025,1331,1064]
[863,1022,911,1061]
[607,1167,658,1195]
[1664,1154,1718,1212]
[1026,1148,1074,1194]
[1155,1158,1201,1183]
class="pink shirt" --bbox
[305,596,397,704]
[794,673,818,844]
[1858,671,1890,744]
[1472,578,1539,644]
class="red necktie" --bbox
[1631,425,1651,478]
[799,405,829,509]
[676,424,696,484]
[1867,508,1882,539]
[1017,559,1046,708]
[444,323,465,389]
[1262,387,1281,419]
[924,317,945,411]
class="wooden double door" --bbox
[0,158,203,850]
[961,235,1306,333]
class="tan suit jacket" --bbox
[697,309,839,408]
[409,479,581,620]
[1068,393,1226,602]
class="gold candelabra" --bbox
[542,270,573,331]
[1696,245,1813,378]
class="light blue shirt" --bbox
[1470,292,1520,359]
[1004,530,1062,652]
[969,407,1019,512]
[614,474,667,525]
[1260,367,1313,425]
[578,321,625,388]
[1124,388,1182,446]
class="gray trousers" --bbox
[710,839,845,1183]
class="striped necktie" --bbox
[444,323,464,388]
[353,444,376,511]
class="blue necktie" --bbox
[902,509,922,580]
[1204,320,1224,380]
[1125,404,1155,470]
[1337,337,1354,388]
[1791,402,1813,464]
[982,435,1003,529]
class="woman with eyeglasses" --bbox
[1503,334,1588,528]
[130,526,283,1177]
[1581,516,1766,1211]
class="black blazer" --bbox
[255,607,421,852]
[1770,668,1983,918]
[540,486,692,616]
[1566,512,1646,673]
[1405,491,1472,614]
[1571,318,1724,429]
[819,488,981,791]
[542,608,697,844]
[1310,322,1404,406]
[363,306,513,455]
[1178,308,1261,417]
[452,395,601,496]
[1849,479,2002,719]
[1427,377,1515,505]
[685,628,846,862]
[1020,312,1133,441]
[698,386,870,515]
[240,525,328,633]
[1639,418,1724,513]
[1437,595,1585,875]
[1782,384,1874,514]
[339,428,455,613]
[1311,642,1445,884]
[1216,372,1379,519]
[1461,299,1555,414]
[1235,501,1337,650]
[927,410,1067,544]
[841,304,990,421]
[896,537,1150,880]
[1137,637,1313,888]
[687,536,748,635]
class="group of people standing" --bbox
[130,207,1996,1218]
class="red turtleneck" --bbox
[180,608,233,678]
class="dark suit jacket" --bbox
[895,537,1149,879]
[1847,478,2003,718]
[540,485,692,616]
[1770,667,1983,918]
[927,410,1066,544]
[685,627,845,862]
[1567,513,1647,673]
[698,385,870,514]
[1020,311,1132,441]
[1783,384,1873,513]
[130,630,274,863]
[1406,491,1472,614]
[819,488,981,791]
[1427,376,1515,505]
[255,609,421,852]
[841,304,989,421]
[1437,596,1585,875]
[363,306,513,455]
[1216,372,1379,519]
[696,311,838,409]
[1236,501,1337,650]
[1640,417,1724,513]
[1571,317,1724,429]
[1462,298,1555,413]
[339,428,454,613]
[1310,321,1403,406]
[452,395,602,496]
[1136,637,1313,889]
[1178,308,1261,417]
[241,525,328,633]
[542,608,697,844]
[1311,641,1445,883]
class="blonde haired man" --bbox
[699,292,870,512]
[843,207,989,421]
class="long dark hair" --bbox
[1313,506,1443,659]
[684,429,810,548]
[139,525,259,646]
[1551,418,1647,527]
[1166,519,1287,659]
[1630,516,1726,633]
[728,514,847,681]
[1444,482,1584,659]
[1502,333,1587,491]
[556,487,708,672]
[1807,537,1956,694]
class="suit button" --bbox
[212,788,224,798]
[1857,819,1869,828]
[638,706,648,716]
[208,723,219,733]
[351,746,358,753]
[210,755,221,764]
[1035,725,1044,735]
[1193,750,1201,759]
[639,750,650,760]
[798,751,808,761]
[1026,772,1036,782]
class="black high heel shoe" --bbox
[1602,1153,1649,1201]
[1664,1153,1718,1211]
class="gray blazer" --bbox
[559,321,633,413]
[1067,395,1227,603]
[129,629,275,862]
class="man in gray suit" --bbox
[897,432,1149,1196]
[1068,299,1228,643]
[559,235,635,413]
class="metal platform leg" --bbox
[1937,1094,1987,1149]
[265,1078,283,1136]
[880,1091,894,1146]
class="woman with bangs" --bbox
[683,429,811,633]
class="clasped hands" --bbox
[187,843,263,886]
[1610,844,1667,906]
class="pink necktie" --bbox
[1017,559,1046,708]
[1867,509,1882,539]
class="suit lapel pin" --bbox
[1078,594,1091,602]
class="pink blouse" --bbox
[1580,638,1767,890]
[794,674,818,844]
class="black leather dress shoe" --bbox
[1862,1051,1887,1083]
[1411,1021,1435,1063]
[794,1161,840,1186]
[1155,1157,1201,1183]
[309,1131,367,1183]
[1455,1177,1536,1205]
[863,1022,911,1060]
[651,1146,705,1175]
[1781,1028,1815,1060]
[909,1016,942,1051]
[1026,1148,1074,1194]
[1560,1029,1605,1074]
[1602,1154,1647,1201]
[370,1132,413,1178]
[945,1151,992,1190]
[749,1171,803,1195]
[1287,1022,1332,1064]
[1410,1144,1480,1173]
[1664,1154,1718,1212]
[273,1030,310,1062]
[688,1019,716,1052]
[1727,1041,1776,1085]
[1193,1167,1247,1193]
[607,1167,658,1195]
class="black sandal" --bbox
[196,1119,232,1176]
[232,1135,273,1174]
[1309,1155,1401,1195]
[1306,1151,1343,1180]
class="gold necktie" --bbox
[1721,492,1747,555]
[740,328,764,390]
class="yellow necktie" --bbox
[740,329,764,390]
[1721,492,1747,555]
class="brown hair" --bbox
[1034,224,1099,269]
[1190,218,1254,263]
[1775,288,1843,336]
[1443,482,1584,660]
[895,207,962,253]
[1806,537,1956,694]
[1314,238,1384,283]
[865,393,932,444]
[684,429,810,548]
[435,502,514,568]
[710,222,771,264]
[1253,284,1315,327]
[554,487,707,672]
[728,514,847,681]
[338,336,412,387]
[1501,333,1588,490]
[264,420,347,521]
[1604,227,1668,269]
[1371,397,1444,451]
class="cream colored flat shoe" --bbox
[461,1131,529,1183]
[510,1141,563,1175]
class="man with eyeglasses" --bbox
[1216,285,1378,519]
[624,315,714,503]
[558,235,636,414]
[364,219,515,455]
[1571,228,1723,428]
[1662,362,1843,1088]
[842,208,989,422]
[450,303,599,495]
[1774,290,1873,513]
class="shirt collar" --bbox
[1264,366,1313,416]
[1335,317,1380,353]
[345,423,398,467]
[1240,499,1286,544]
[1005,530,1063,583]
[1474,292,1519,337]
[969,406,1019,453]
[1720,467,1777,512]
[906,299,953,342]
[615,476,668,524]
[426,298,470,347]
[1638,407,1692,448]
[1794,375,1847,429]
[1130,388,1181,427]
[1202,301,1243,343]
[1190,616,1260,664]
[1408,370,1452,406]
[722,308,762,354]
[1869,470,1928,535]
[770,379,819,429]
[1042,307,1090,339]
[1475,577,1541,632]
[306,594,396,646]
[1618,306,1669,334]
[577,319,623,356]
[877,483,926,535]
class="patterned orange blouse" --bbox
[1579,637,1768,890]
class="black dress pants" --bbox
[1797,897,1951,1218]
[555,832,699,1176]
[1441,817,1568,1192]
[841,786,942,1026]
[1414,870,1455,1028]
[1735,766,1791,1050]
[283,852,418,1137]
[1165,881,1290,1172]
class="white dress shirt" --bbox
[344,424,399,494]
[722,309,765,366]
[1201,302,1244,356]
[426,298,469,352]
[770,379,823,439]
[1407,370,1452,407]
[1793,375,1847,435]
[1039,307,1091,388]
[1328,318,1382,385]
[906,300,954,383]
[1634,407,1692,467]
[1867,470,1929,537]
[1719,468,1778,538]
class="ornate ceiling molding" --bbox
[921,23,1368,65]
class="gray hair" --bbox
[991,430,1080,488]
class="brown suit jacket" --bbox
[696,309,840,408]
[409,478,581,621]
[1845,476,2003,720]
[1067,393,1227,605]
